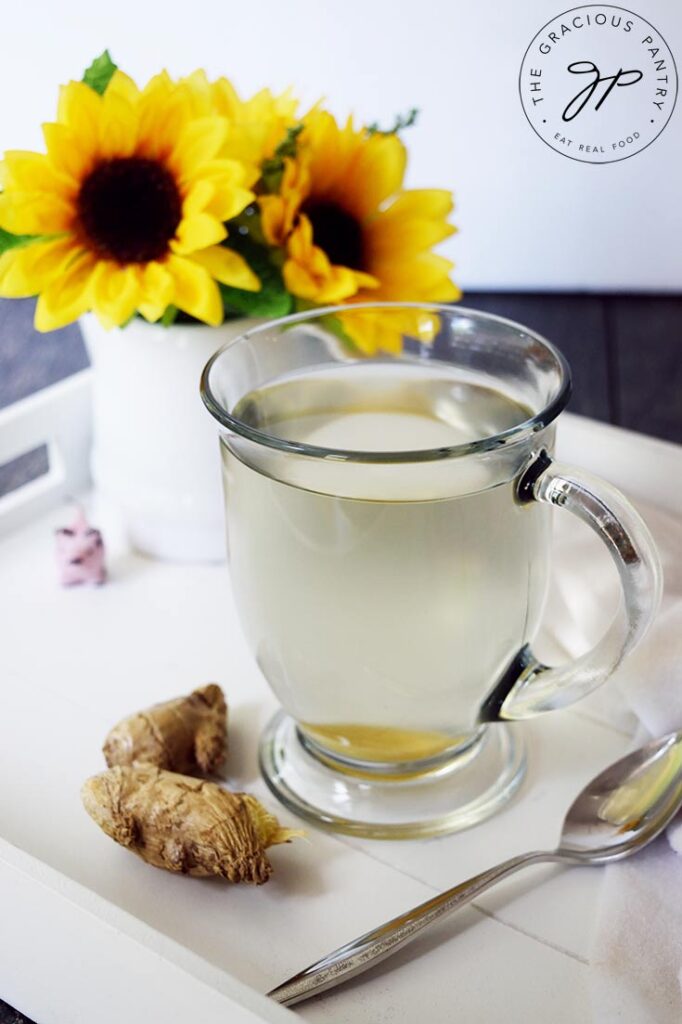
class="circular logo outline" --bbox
[519,4,678,164]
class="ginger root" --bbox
[103,684,227,776]
[82,765,300,884]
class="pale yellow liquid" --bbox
[223,365,550,765]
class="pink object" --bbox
[55,507,107,586]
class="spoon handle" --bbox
[268,849,559,1007]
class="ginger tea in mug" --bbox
[202,304,661,838]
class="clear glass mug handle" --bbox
[481,450,663,722]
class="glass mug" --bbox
[202,304,662,838]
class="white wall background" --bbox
[1,0,680,291]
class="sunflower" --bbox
[259,111,460,354]
[0,70,262,331]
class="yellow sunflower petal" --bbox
[168,117,228,181]
[138,261,175,322]
[368,216,455,259]
[164,254,223,325]
[223,123,271,166]
[197,157,253,188]
[350,269,380,290]
[182,175,255,233]
[282,259,321,300]
[286,213,315,261]
[0,190,74,235]
[367,189,455,259]
[414,278,462,302]
[34,252,97,332]
[301,111,349,195]
[208,77,242,119]
[91,262,143,327]
[259,195,286,246]
[99,90,137,159]
[1,151,75,200]
[171,213,226,255]
[136,82,190,162]
[57,81,103,153]
[43,122,95,184]
[192,158,259,213]
[190,245,260,291]
[0,237,79,297]
[105,69,141,105]
[386,189,455,221]
[343,131,406,219]
[180,69,214,117]
[137,69,174,108]
[283,258,359,304]
[209,185,255,223]
[371,251,457,294]
[321,268,366,303]
[182,179,215,217]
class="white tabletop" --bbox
[1,413,680,1024]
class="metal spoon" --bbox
[269,730,682,1007]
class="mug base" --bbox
[259,711,526,840]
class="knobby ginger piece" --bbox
[82,765,300,884]
[103,684,227,775]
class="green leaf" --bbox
[367,108,419,136]
[219,223,293,320]
[0,227,41,255]
[160,305,179,327]
[82,51,118,96]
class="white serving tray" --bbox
[1,370,681,1024]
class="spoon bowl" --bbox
[558,730,682,862]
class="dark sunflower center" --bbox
[303,200,364,270]
[77,157,182,264]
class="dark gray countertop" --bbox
[0,1001,35,1024]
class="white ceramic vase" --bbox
[80,314,263,562]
